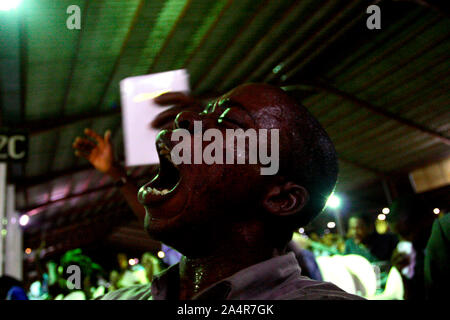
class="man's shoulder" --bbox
[98,284,152,300]
[437,214,450,240]
[279,277,366,300]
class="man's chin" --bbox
[144,210,183,241]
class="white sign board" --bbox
[120,69,190,167]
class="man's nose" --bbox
[174,111,204,132]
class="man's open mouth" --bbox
[138,134,181,205]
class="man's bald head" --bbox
[225,83,338,227]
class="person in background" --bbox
[115,253,145,288]
[345,213,398,263]
[57,248,105,299]
[0,276,28,300]
[388,196,436,300]
[288,232,323,281]
[108,270,121,293]
[424,213,449,300]
[117,253,129,274]
[141,252,162,283]
[321,233,346,254]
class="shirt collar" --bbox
[152,252,302,300]
[211,252,302,299]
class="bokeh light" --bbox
[326,194,341,209]
[19,214,29,226]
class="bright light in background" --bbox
[25,248,31,255]
[326,194,341,209]
[0,0,22,11]
[382,207,390,214]
[128,258,136,266]
[327,221,336,229]
[1,229,7,237]
[298,228,304,234]
[433,208,440,215]
[377,214,386,221]
[19,214,29,226]
[157,250,165,259]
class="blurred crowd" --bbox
[0,248,172,300]
[289,196,448,300]
[1,196,447,300]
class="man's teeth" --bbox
[147,187,170,195]
[157,141,171,155]
[159,149,170,155]
[158,141,177,167]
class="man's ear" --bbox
[262,181,309,217]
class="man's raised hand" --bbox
[73,128,114,174]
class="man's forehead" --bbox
[215,83,289,113]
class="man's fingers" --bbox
[84,128,104,145]
[73,137,96,152]
[73,137,96,147]
[154,92,195,106]
[151,105,186,129]
[160,122,175,131]
[74,150,90,159]
[75,145,94,156]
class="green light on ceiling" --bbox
[0,0,22,11]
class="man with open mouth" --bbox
[73,83,363,300]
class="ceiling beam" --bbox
[19,182,114,213]
[405,0,450,17]
[215,0,305,92]
[17,108,120,136]
[12,164,94,188]
[16,165,157,213]
[192,0,270,92]
[146,0,193,73]
[24,207,131,252]
[284,82,450,145]
[339,155,385,177]
[266,0,365,83]
[182,0,233,67]
[94,0,147,110]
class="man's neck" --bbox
[176,223,282,300]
